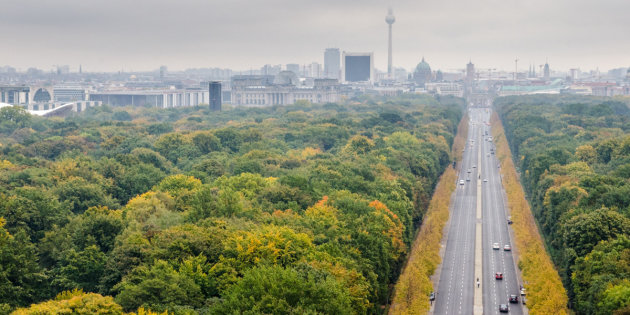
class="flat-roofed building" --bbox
[231,73,339,106]
[54,86,86,102]
[342,52,374,83]
[89,89,208,107]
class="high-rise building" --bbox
[159,66,167,80]
[324,48,341,80]
[544,62,550,81]
[309,62,323,78]
[286,64,300,76]
[342,52,374,82]
[466,61,475,85]
[385,8,396,78]
[209,81,222,111]
[261,64,281,76]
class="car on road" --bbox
[459,180,465,185]
[467,169,472,173]
[520,287,526,296]
[466,177,470,181]
[495,272,503,280]
[493,243,500,250]
[509,295,519,303]
[499,304,509,312]
[522,297,527,305]
[472,165,477,168]
[429,292,435,301]
[504,244,512,251]
[483,178,488,182]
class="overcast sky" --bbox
[1,0,629,73]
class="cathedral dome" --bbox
[415,58,431,73]
[413,57,432,86]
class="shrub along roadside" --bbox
[388,114,467,314]
[491,112,568,314]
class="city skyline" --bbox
[1,0,629,73]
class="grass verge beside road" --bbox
[388,114,467,315]
[491,112,568,315]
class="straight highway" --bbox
[433,107,525,314]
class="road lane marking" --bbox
[474,125,483,315]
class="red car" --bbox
[495,272,503,280]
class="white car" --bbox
[492,243,500,250]
[504,244,512,251]
[483,179,488,182]
[459,180,465,185]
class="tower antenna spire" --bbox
[385,7,396,79]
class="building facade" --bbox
[90,89,208,107]
[231,74,339,106]
[54,86,86,102]
[209,81,222,111]
[342,52,374,83]
[324,48,341,80]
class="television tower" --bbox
[385,7,396,79]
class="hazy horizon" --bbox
[1,0,629,73]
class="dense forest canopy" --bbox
[495,95,630,315]
[0,95,464,314]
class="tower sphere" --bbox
[386,8,395,24]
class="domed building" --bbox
[274,71,299,86]
[413,57,432,87]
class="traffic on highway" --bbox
[432,107,526,314]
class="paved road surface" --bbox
[433,107,524,314]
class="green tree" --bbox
[211,264,353,314]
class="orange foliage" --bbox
[369,200,405,256]
[451,113,469,164]
[389,113,466,315]
[491,112,568,315]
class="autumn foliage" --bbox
[491,112,569,314]
[389,114,466,314]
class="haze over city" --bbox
[1,0,629,72]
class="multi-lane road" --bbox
[432,107,525,314]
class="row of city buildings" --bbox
[2,50,630,113]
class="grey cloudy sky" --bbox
[1,0,629,73]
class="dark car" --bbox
[429,292,435,301]
[509,294,519,303]
[499,304,509,312]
